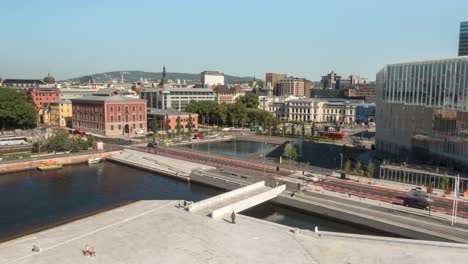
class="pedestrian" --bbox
[84,244,89,256]
[231,211,236,224]
[348,192,351,198]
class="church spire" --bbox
[159,65,169,88]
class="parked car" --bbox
[135,130,145,135]
[193,133,203,139]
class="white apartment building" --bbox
[201,71,224,86]
[259,96,361,124]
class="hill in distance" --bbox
[63,71,259,84]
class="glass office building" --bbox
[376,57,468,174]
[459,20,468,56]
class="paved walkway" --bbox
[1,200,467,264]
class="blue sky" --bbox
[1,0,467,81]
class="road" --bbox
[142,145,468,219]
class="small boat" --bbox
[37,161,62,171]
[87,157,102,164]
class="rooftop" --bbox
[147,108,197,117]
[387,55,468,66]
[50,99,72,104]
[70,95,145,103]
[1,200,467,264]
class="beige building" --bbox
[260,96,360,124]
[264,73,287,89]
[49,99,72,127]
[214,85,245,104]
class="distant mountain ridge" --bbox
[62,71,258,84]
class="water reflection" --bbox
[184,140,278,157]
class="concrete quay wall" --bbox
[0,151,120,174]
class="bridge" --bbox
[188,181,286,218]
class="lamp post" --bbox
[429,181,433,216]
[340,153,343,172]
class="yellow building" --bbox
[49,99,72,127]
[37,107,51,125]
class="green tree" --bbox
[175,116,182,136]
[354,161,362,174]
[165,117,171,135]
[344,159,352,174]
[283,143,298,161]
[187,114,193,136]
[152,118,159,140]
[440,175,449,190]
[0,89,36,130]
[47,129,73,153]
[366,160,375,177]
[291,123,295,136]
[310,121,315,138]
[235,93,259,108]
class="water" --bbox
[184,140,277,157]
[0,162,389,241]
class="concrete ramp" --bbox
[188,181,286,218]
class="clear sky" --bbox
[1,0,467,81]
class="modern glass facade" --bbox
[376,57,468,174]
[459,21,468,56]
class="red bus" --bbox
[318,131,345,139]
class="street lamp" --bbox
[340,153,343,172]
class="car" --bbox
[303,172,320,183]
[401,190,430,209]
[193,133,203,139]
[135,130,145,135]
[147,142,157,148]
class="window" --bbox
[111,116,114,122]
[139,106,142,112]
[132,106,136,112]
[132,115,136,122]
[133,124,136,129]
[118,124,121,130]
[110,106,114,112]
[125,106,129,113]
[117,106,121,112]
[139,114,142,121]
[118,115,121,122]
[140,123,143,128]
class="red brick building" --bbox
[29,87,60,110]
[147,109,198,133]
[71,95,147,137]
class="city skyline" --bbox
[1,0,468,81]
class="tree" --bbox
[283,142,298,161]
[291,123,295,136]
[165,116,171,137]
[310,121,315,138]
[187,114,193,136]
[175,116,182,136]
[0,89,36,130]
[301,122,305,137]
[235,93,259,108]
[344,159,352,174]
[440,175,449,190]
[152,118,159,140]
[354,161,362,174]
[366,160,375,177]
[47,129,73,153]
